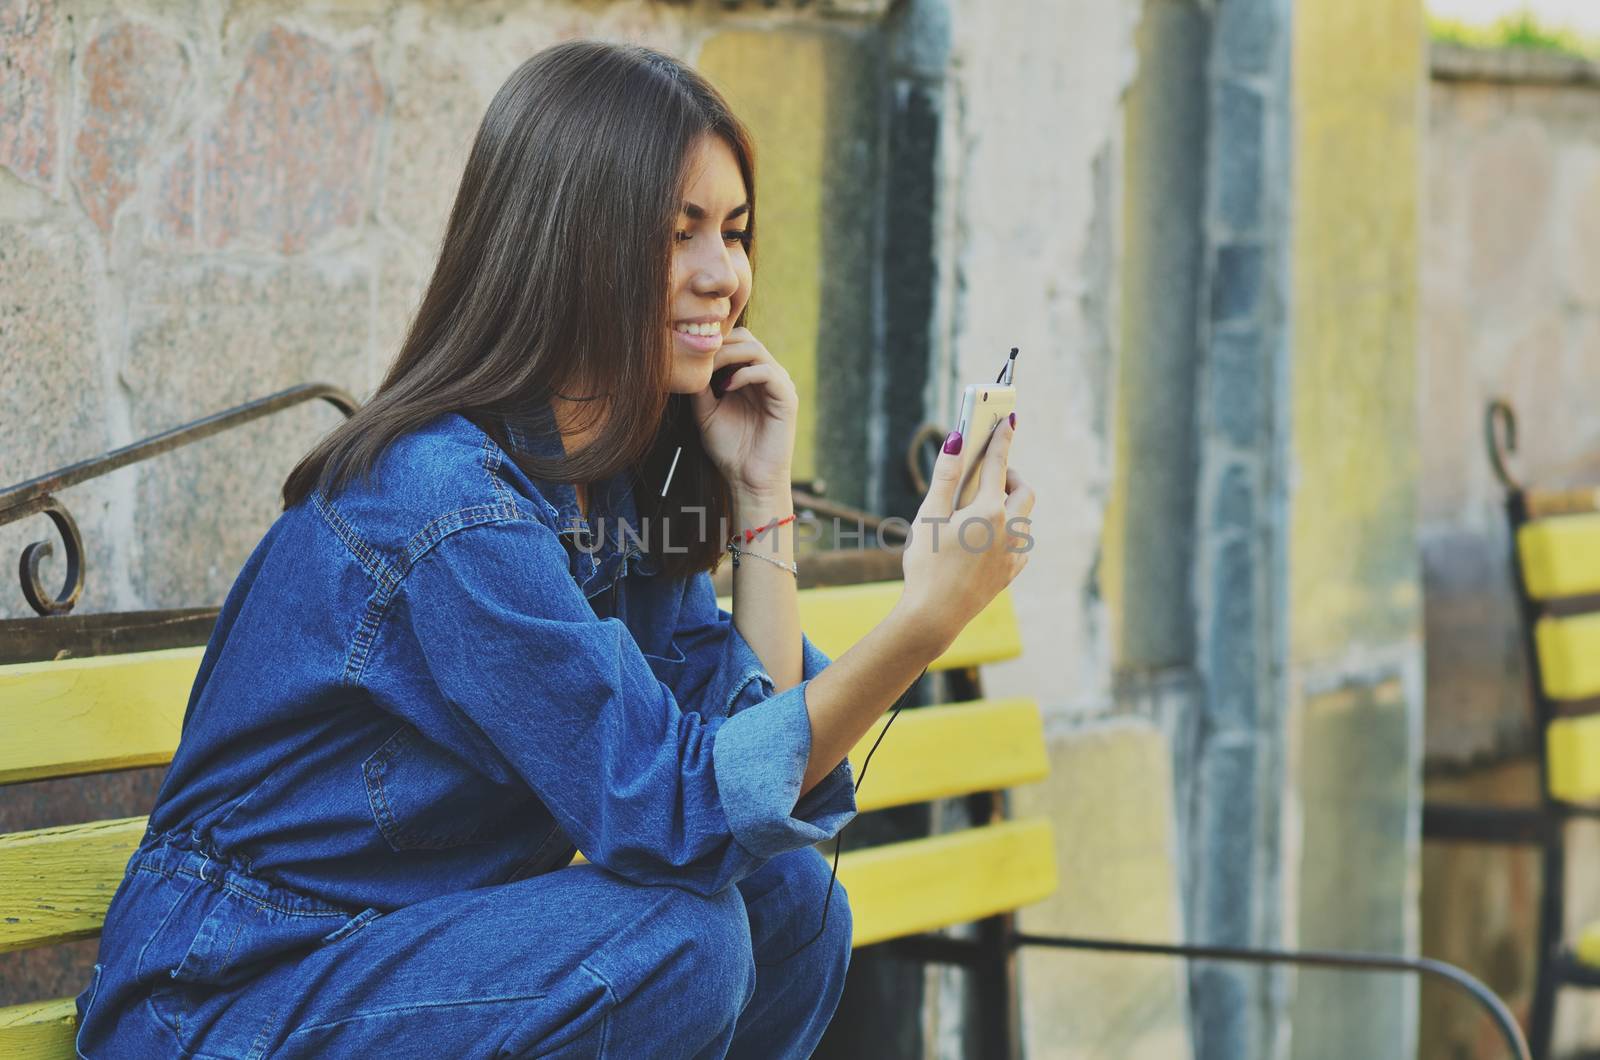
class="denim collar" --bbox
[499,400,661,586]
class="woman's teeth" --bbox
[675,322,721,337]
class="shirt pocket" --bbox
[362,724,532,852]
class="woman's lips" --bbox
[672,326,722,353]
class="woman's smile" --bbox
[673,316,725,354]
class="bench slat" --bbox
[0,701,1050,954]
[0,997,77,1059]
[836,817,1057,948]
[1548,714,1600,803]
[0,647,198,785]
[0,818,146,954]
[1519,513,1600,601]
[1535,613,1600,702]
[721,582,1023,672]
[3,583,1020,786]
[848,698,1046,812]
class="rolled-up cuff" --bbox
[714,679,858,860]
[721,626,834,717]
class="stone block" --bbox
[1192,736,1257,944]
[1415,298,1474,524]
[1215,0,1276,77]
[0,0,58,190]
[1215,79,1263,234]
[1210,463,1253,534]
[373,240,429,381]
[158,24,382,254]
[154,139,196,247]
[1208,330,1262,448]
[1189,963,1252,1060]
[1561,146,1600,309]
[1013,720,1192,1060]
[1205,539,1257,733]
[378,33,484,251]
[1291,678,1411,1058]
[73,21,189,236]
[1466,119,1553,304]
[121,258,371,608]
[1211,243,1262,327]
[0,222,123,619]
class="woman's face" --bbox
[666,134,752,394]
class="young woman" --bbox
[74,40,1033,1059]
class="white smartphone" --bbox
[953,349,1018,508]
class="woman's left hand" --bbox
[690,327,798,498]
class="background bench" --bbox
[1422,400,1600,1060]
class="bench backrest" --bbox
[1514,513,1600,802]
[0,581,1053,969]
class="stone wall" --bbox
[1420,43,1600,1059]
[0,0,1154,1054]
[0,0,913,624]
[2,0,1438,1056]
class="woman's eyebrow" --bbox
[682,202,751,222]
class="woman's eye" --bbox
[675,229,750,247]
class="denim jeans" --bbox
[74,838,850,1058]
[74,402,857,1056]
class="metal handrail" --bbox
[2,383,358,615]
[1011,933,1531,1060]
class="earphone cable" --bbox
[755,664,930,968]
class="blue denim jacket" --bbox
[113,403,856,984]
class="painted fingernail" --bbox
[943,431,963,455]
[1009,412,1016,429]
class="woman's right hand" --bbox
[892,416,1035,657]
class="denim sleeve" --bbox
[388,518,857,895]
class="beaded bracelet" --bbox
[730,512,796,545]
[726,539,798,576]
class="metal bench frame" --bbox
[1421,401,1600,1060]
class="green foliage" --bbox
[1429,12,1599,60]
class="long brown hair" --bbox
[282,40,754,578]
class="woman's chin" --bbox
[666,365,717,396]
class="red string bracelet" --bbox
[730,512,796,544]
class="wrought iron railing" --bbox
[1,383,358,616]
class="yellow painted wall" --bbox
[1289,3,1426,1056]
[698,33,831,484]
[1290,0,1426,659]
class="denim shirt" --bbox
[135,403,857,934]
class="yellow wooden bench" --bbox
[1417,400,1600,1059]
[0,580,1055,1057]
[1506,508,1600,1058]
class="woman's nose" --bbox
[691,246,738,298]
